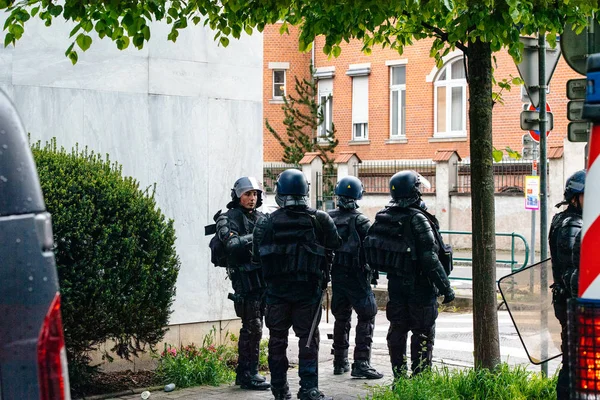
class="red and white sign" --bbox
[528,103,552,143]
[580,124,600,298]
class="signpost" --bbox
[516,36,561,108]
[520,103,553,142]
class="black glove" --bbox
[442,288,455,304]
[371,277,378,286]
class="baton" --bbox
[306,289,326,348]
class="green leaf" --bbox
[31,7,39,17]
[332,45,341,58]
[76,33,92,51]
[69,23,82,37]
[142,25,150,40]
[3,32,14,48]
[68,50,78,65]
[219,36,229,47]
[492,148,503,162]
[116,35,130,50]
[64,42,74,57]
[192,16,201,25]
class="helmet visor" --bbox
[418,173,432,190]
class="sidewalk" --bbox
[109,354,397,400]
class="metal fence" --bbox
[263,163,299,193]
[354,160,436,194]
[316,168,338,210]
[455,159,540,194]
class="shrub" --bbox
[32,138,180,389]
[155,328,237,387]
[368,364,556,400]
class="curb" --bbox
[75,385,164,400]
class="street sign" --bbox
[568,100,585,121]
[516,36,561,108]
[568,121,591,142]
[567,78,588,100]
[520,103,553,142]
[561,20,600,76]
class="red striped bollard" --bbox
[570,53,600,400]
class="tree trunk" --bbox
[467,39,501,370]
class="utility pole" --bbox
[538,32,549,377]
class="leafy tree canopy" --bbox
[2,0,598,64]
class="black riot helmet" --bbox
[564,169,585,202]
[389,170,422,207]
[335,176,364,200]
[276,169,309,196]
[230,176,263,208]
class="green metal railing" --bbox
[439,230,530,282]
[375,231,530,282]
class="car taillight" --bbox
[37,293,71,400]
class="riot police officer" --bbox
[216,177,271,391]
[328,176,383,379]
[549,169,585,400]
[253,169,341,400]
[363,170,455,379]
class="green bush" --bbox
[368,364,556,400]
[32,139,180,388]
[155,328,237,387]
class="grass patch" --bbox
[155,327,237,388]
[368,364,556,400]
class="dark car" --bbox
[0,90,70,399]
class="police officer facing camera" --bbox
[328,176,383,380]
[549,169,585,400]
[364,170,454,379]
[216,177,270,391]
[253,169,341,400]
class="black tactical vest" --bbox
[259,208,327,282]
[224,207,265,293]
[363,207,417,275]
[329,209,362,269]
[549,209,583,288]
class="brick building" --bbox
[263,23,580,163]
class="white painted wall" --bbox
[0,16,263,325]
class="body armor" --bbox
[363,207,417,275]
[549,207,583,298]
[259,208,327,282]
[328,209,363,269]
[216,206,265,293]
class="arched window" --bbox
[434,58,467,138]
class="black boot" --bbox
[239,371,271,391]
[333,358,350,375]
[297,387,333,400]
[351,360,383,379]
[272,385,292,400]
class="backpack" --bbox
[411,207,453,277]
[330,211,362,269]
[205,210,228,267]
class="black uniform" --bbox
[253,206,340,399]
[364,205,452,376]
[549,205,583,399]
[216,204,267,387]
[328,209,378,370]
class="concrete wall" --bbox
[0,17,263,328]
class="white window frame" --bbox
[390,65,406,138]
[318,79,333,140]
[272,69,286,99]
[351,75,369,141]
[433,57,467,138]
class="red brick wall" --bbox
[263,24,312,162]
[263,24,580,161]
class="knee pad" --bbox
[247,317,263,337]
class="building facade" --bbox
[264,23,580,163]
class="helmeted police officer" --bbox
[549,169,585,400]
[253,169,341,400]
[363,170,455,378]
[216,176,271,391]
[328,176,383,380]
